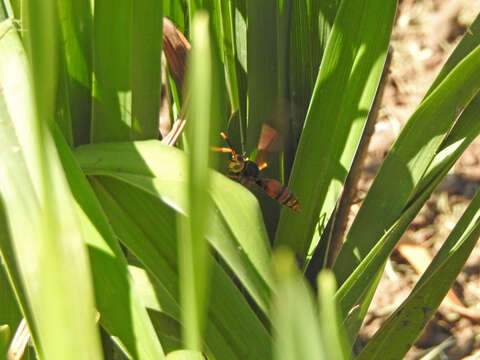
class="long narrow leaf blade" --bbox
[56,0,92,146]
[334,185,432,322]
[0,20,102,359]
[75,140,273,314]
[166,350,205,360]
[272,249,326,360]
[414,13,480,197]
[275,0,397,263]
[317,271,349,360]
[0,210,22,338]
[51,125,165,359]
[335,13,480,338]
[0,260,21,342]
[131,0,162,140]
[89,178,272,359]
[357,188,480,360]
[246,0,278,153]
[91,0,131,142]
[288,0,339,143]
[179,12,214,350]
[334,94,480,337]
[425,13,480,98]
[334,42,480,285]
[0,324,8,358]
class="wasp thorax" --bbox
[243,161,260,178]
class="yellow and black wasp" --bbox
[212,125,301,213]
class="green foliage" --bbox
[1,0,480,359]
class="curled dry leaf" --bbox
[162,17,191,91]
[161,17,191,146]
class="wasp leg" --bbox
[257,161,268,171]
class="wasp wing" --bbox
[255,124,281,170]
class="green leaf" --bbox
[56,0,92,146]
[288,0,339,142]
[334,12,480,339]
[187,0,202,25]
[334,42,480,285]
[55,66,74,146]
[75,138,274,358]
[229,0,247,150]
[179,12,215,350]
[4,0,17,19]
[91,0,132,142]
[245,0,278,153]
[0,2,7,21]
[334,87,480,338]
[317,271,350,360]
[0,19,102,359]
[166,350,205,360]
[164,0,186,32]
[51,125,165,359]
[335,183,433,324]
[425,13,480,97]
[357,188,480,360]
[244,0,284,237]
[89,180,272,360]
[0,205,22,335]
[131,0,162,140]
[0,324,9,358]
[413,13,480,199]
[284,0,340,176]
[272,249,326,360]
[75,140,273,314]
[22,0,58,125]
[0,258,21,337]
[275,0,397,262]
[219,0,239,114]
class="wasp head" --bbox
[227,155,246,174]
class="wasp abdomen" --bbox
[256,179,301,213]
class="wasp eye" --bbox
[228,160,244,173]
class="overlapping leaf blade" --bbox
[332,11,480,343]
[75,141,273,314]
[317,271,350,360]
[51,125,165,359]
[0,19,102,359]
[87,174,272,359]
[56,0,92,146]
[275,0,397,264]
[357,188,480,360]
[179,12,217,349]
[245,0,278,153]
[0,257,21,344]
[272,250,326,360]
[131,0,162,140]
[288,0,339,144]
[334,33,480,286]
[91,0,132,142]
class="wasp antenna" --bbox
[219,132,236,156]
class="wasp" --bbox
[212,127,301,213]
